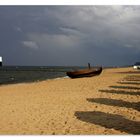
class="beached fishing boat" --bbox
[66,64,102,78]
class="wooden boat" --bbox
[66,66,102,78]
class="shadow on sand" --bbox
[109,85,140,90]
[123,75,140,82]
[99,89,140,96]
[124,79,140,82]
[87,98,140,111]
[117,82,140,85]
[74,70,140,134]
[75,111,140,134]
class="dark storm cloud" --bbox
[0,6,140,66]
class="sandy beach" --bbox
[0,67,139,135]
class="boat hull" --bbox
[66,67,102,78]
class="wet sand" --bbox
[0,67,139,135]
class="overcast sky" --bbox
[0,6,140,67]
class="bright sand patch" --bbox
[0,67,139,134]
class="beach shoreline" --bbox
[0,67,139,135]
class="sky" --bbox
[0,6,140,67]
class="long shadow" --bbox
[117,82,140,85]
[75,111,140,134]
[87,98,140,111]
[123,76,140,82]
[99,89,140,96]
[124,79,140,82]
[109,85,140,90]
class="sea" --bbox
[0,66,86,85]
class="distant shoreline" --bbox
[0,66,134,86]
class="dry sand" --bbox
[0,67,139,135]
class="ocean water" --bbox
[0,66,85,85]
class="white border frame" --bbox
[0,0,140,5]
[0,1,140,139]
